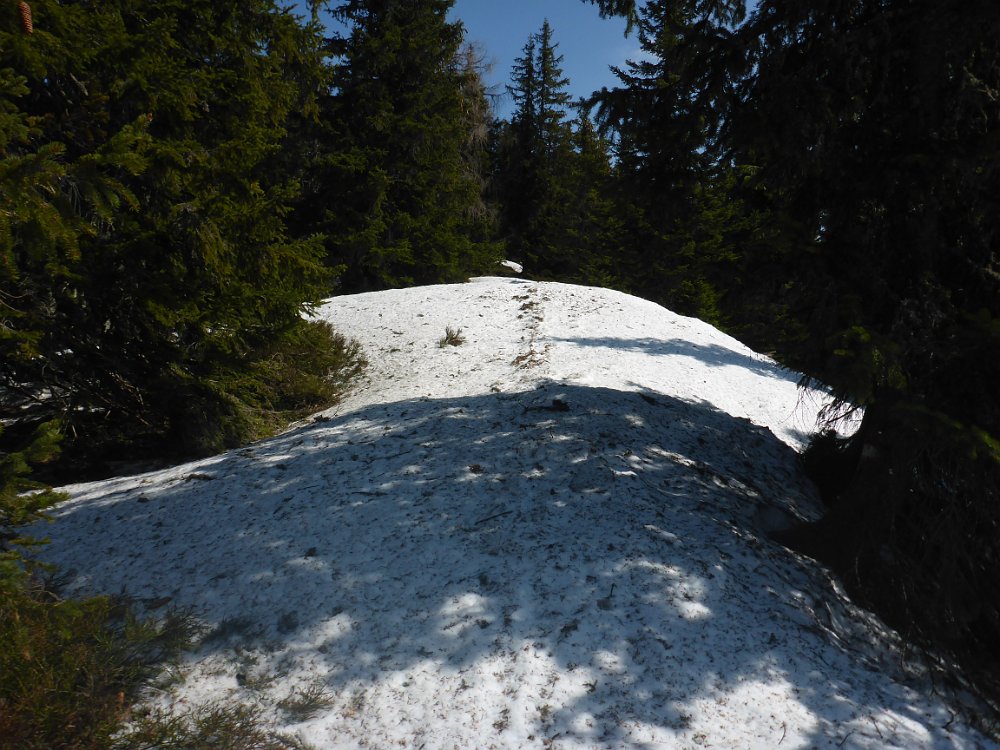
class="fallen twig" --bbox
[473,510,513,526]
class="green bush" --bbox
[63,319,366,466]
[181,319,365,455]
[118,702,300,750]
[0,416,307,748]
[0,575,199,750]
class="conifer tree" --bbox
[583,0,638,25]
[2,0,355,468]
[508,35,540,158]
[590,0,746,323]
[726,0,1000,696]
[584,0,1000,705]
[562,112,629,288]
[602,0,1000,702]
[492,18,634,285]
[496,35,540,260]
[496,21,580,278]
[318,0,498,291]
[454,43,498,241]
[536,21,573,158]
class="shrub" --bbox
[0,422,290,749]
[0,577,199,750]
[118,702,300,750]
[438,326,465,348]
[166,320,366,457]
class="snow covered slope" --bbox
[40,278,992,749]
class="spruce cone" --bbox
[19,2,33,35]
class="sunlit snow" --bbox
[38,278,991,749]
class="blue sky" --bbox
[291,1,637,119]
[449,1,635,117]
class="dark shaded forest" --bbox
[2,0,998,746]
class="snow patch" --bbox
[36,278,992,750]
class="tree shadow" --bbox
[41,385,970,748]
[548,335,793,383]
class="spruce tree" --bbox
[496,35,540,262]
[318,0,498,291]
[508,35,540,159]
[582,0,638,25]
[497,21,580,278]
[536,21,573,158]
[454,43,498,243]
[584,0,1000,707]
[727,0,1000,697]
[2,0,355,468]
[563,112,629,288]
[590,0,746,324]
[613,0,1000,703]
[582,0,1000,703]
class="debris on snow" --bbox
[37,278,994,750]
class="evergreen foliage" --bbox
[0,578,200,750]
[535,21,573,158]
[590,1,748,325]
[0,419,222,750]
[586,0,1000,708]
[454,43,499,238]
[502,20,574,271]
[1,5,364,743]
[494,21,624,284]
[728,0,1000,702]
[583,0,638,26]
[1,0,359,470]
[561,114,629,289]
[0,420,62,587]
[316,0,499,292]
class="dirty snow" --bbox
[38,278,992,749]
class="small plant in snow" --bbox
[278,683,336,722]
[438,326,465,347]
[122,702,294,749]
[344,690,366,718]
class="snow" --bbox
[37,278,991,749]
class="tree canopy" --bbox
[1,0,361,471]
[573,0,1000,706]
[311,0,498,291]
[732,0,1000,698]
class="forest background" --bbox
[1,0,998,746]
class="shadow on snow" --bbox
[546,335,792,383]
[45,384,948,748]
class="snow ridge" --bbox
[41,278,992,749]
